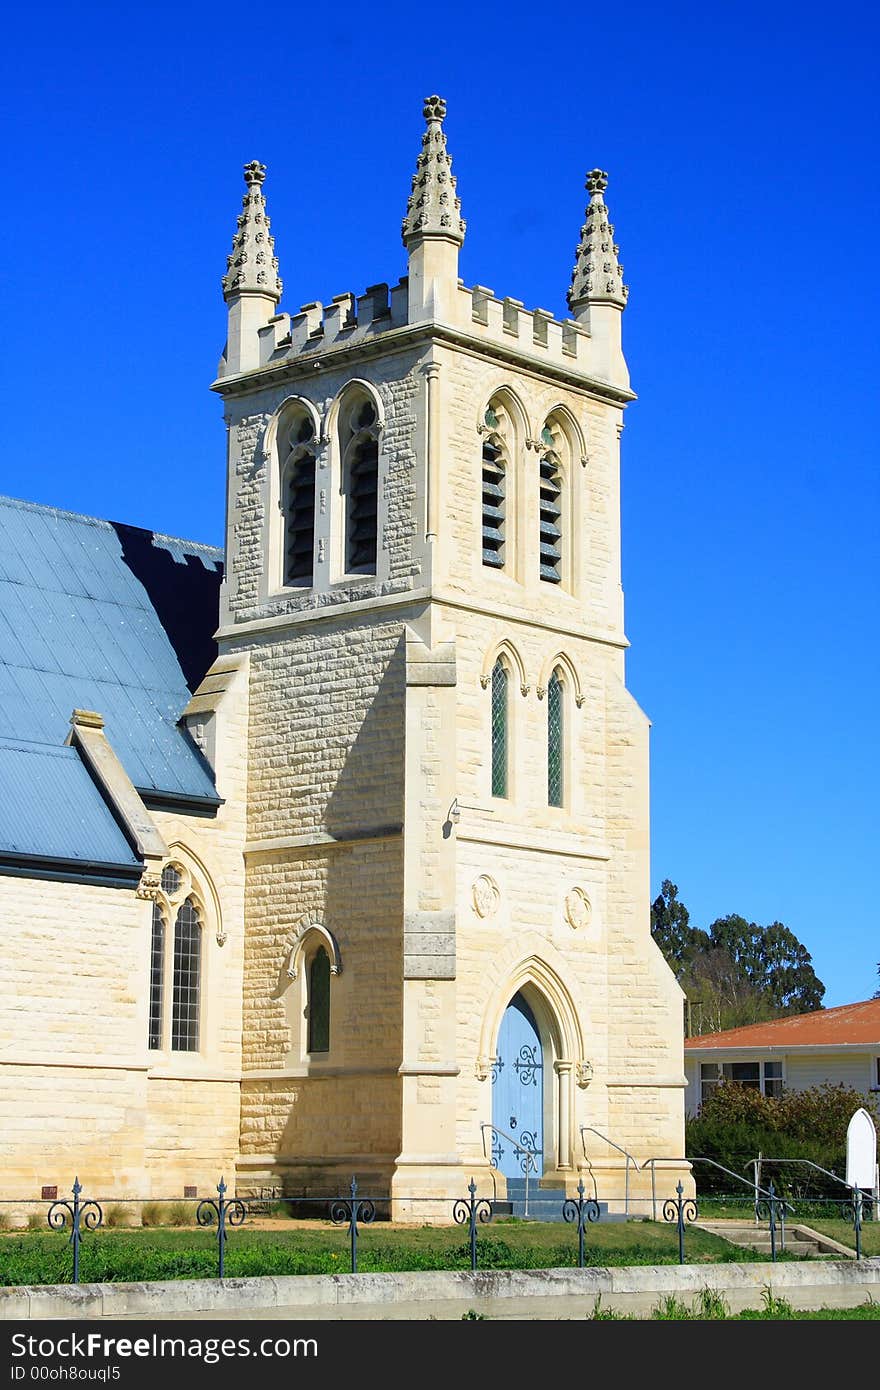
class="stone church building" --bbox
[0,98,689,1217]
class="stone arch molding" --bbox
[480,637,530,697]
[323,378,386,444]
[536,651,584,708]
[286,918,343,981]
[261,394,323,464]
[542,402,588,467]
[164,841,224,946]
[475,952,585,1082]
[475,383,532,443]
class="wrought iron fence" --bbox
[0,1173,874,1284]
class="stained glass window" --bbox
[491,659,508,798]
[548,669,563,806]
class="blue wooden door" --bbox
[492,993,544,1178]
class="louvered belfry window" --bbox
[343,397,379,573]
[481,404,507,569]
[284,415,317,584]
[548,668,564,807]
[539,431,562,583]
[491,658,509,798]
[482,439,506,568]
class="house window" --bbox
[538,425,562,584]
[283,414,316,585]
[547,668,564,807]
[491,658,509,798]
[307,947,331,1054]
[700,1060,783,1105]
[341,396,379,573]
[147,858,211,1055]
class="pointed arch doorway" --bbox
[492,992,545,1179]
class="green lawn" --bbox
[0,1216,803,1286]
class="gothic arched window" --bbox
[283,413,317,585]
[538,422,563,584]
[340,394,380,574]
[547,667,564,807]
[491,657,509,798]
[307,946,331,1054]
[147,859,210,1054]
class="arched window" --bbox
[340,394,380,574]
[307,946,331,1054]
[282,413,317,585]
[482,403,508,569]
[491,657,509,798]
[538,422,563,584]
[547,668,564,807]
[148,902,164,1050]
[147,859,208,1054]
[171,899,202,1052]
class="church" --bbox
[0,97,690,1219]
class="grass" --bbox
[587,1288,880,1320]
[0,1216,801,1287]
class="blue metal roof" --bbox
[0,495,223,817]
[0,738,141,870]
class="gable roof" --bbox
[0,495,223,876]
[684,997,880,1050]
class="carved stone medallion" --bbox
[472,874,500,919]
[564,887,592,930]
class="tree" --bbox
[650,880,708,978]
[706,915,824,1014]
[651,881,826,1031]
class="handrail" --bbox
[580,1127,639,1216]
[480,1123,538,1217]
[749,1157,875,1218]
[641,1155,795,1224]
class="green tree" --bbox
[706,915,824,1014]
[650,880,708,978]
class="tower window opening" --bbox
[539,451,562,583]
[482,438,506,568]
[341,394,380,574]
[282,412,317,586]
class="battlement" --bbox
[252,277,614,381]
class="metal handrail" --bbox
[641,1155,795,1225]
[749,1157,876,1219]
[580,1126,639,1216]
[480,1123,538,1217]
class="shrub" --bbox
[27,1213,45,1232]
[687,1082,874,1196]
[0,1211,11,1232]
[104,1204,135,1229]
[139,1202,165,1228]
[166,1201,195,1227]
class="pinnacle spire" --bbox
[221,161,282,303]
[567,169,628,313]
[401,95,466,248]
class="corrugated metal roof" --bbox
[0,495,222,805]
[684,997,880,1049]
[0,739,141,868]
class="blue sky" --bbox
[1,2,876,1006]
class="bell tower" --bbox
[214,99,690,1216]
